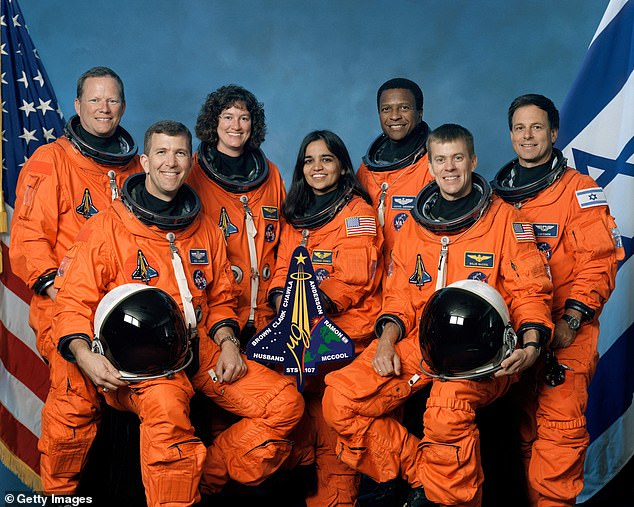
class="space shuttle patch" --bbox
[75,188,99,219]
[219,207,238,237]
[408,254,432,287]
[131,249,159,283]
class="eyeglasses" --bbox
[543,351,572,387]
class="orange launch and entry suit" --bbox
[9,129,141,492]
[356,128,433,260]
[493,157,624,506]
[269,191,384,506]
[323,180,553,506]
[49,178,304,506]
[10,134,141,362]
[187,148,285,336]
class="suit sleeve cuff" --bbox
[374,314,406,342]
[32,271,57,295]
[58,333,92,362]
[208,319,240,342]
[565,299,595,321]
[267,287,284,309]
[517,323,551,348]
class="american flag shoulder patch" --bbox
[512,222,536,242]
[576,187,608,208]
[345,216,377,236]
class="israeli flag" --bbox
[556,0,634,502]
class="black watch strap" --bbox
[523,341,542,354]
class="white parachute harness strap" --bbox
[436,236,450,291]
[240,195,259,324]
[300,229,310,247]
[107,170,119,201]
[377,182,388,227]
[166,232,198,336]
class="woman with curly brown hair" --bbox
[187,84,286,345]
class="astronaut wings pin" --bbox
[247,245,354,391]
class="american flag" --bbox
[1,0,64,489]
[345,216,377,237]
[511,222,536,243]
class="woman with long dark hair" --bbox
[269,130,383,505]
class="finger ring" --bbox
[378,369,382,372]
[102,387,109,393]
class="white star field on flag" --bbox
[1,0,65,206]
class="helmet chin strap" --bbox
[166,232,198,337]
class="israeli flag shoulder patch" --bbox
[576,187,608,209]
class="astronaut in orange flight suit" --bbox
[355,78,433,261]
[48,122,304,506]
[187,84,285,343]
[267,131,383,506]
[8,67,142,493]
[323,124,553,507]
[492,94,624,507]
[187,155,284,334]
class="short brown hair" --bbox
[76,66,125,102]
[144,120,192,155]
[427,124,475,157]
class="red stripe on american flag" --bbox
[0,402,40,473]
[1,242,46,475]
[0,322,49,402]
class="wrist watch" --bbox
[218,334,241,350]
[561,313,581,331]
[522,341,542,354]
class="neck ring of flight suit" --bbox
[121,173,200,230]
[412,173,492,235]
[65,114,138,166]
[197,141,269,192]
[362,121,430,172]
[491,148,567,203]
[287,186,354,229]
